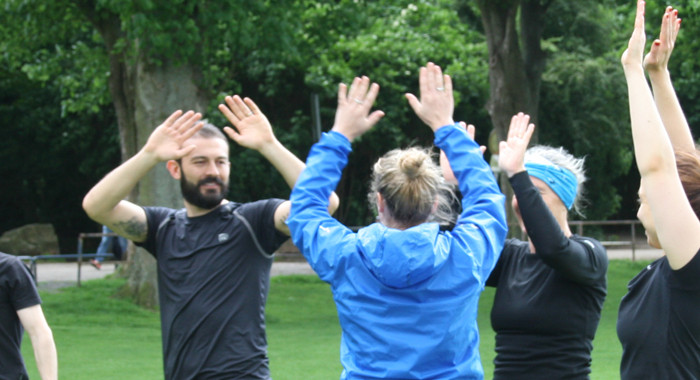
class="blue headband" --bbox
[524,162,578,210]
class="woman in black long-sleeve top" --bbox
[443,113,608,379]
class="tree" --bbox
[3,0,306,306]
[304,0,491,225]
[474,0,548,139]
[467,0,635,228]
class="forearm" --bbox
[259,138,340,213]
[83,149,158,222]
[511,173,604,282]
[510,172,567,252]
[437,125,504,216]
[31,330,58,380]
[648,69,695,152]
[288,132,352,279]
[624,65,677,176]
[438,124,507,270]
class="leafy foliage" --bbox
[304,0,490,224]
[3,0,697,248]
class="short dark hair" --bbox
[193,122,227,142]
[176,122,228,166]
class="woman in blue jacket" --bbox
[287,63,507,379]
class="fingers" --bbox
[507,112,534,144]
[347,76,370,104]
[418,66,428,98]
[222,126,241,143]
[443,73,453,93]
[523,122,535,145]
[364,82,380,108]
[343,76,380,111]
[218,95,258,130]
[243,97,262,115]
[422,62,447,94]
[430,62,442,89]
[405,93,420,113]
[507,113,525,139]
[332,76,383,141]
[635,0,645,30]
[465,123,476,140]
[164,110,184,127]
[175,144,198,158]
[337,83,347,105]
[172,111,203,137]
[366,110,386,127]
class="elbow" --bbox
[28,323,54,346]
[82,194,102,223]
[328,193,340,216]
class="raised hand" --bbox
[498,112,535,178]
[621,0,647,69]
[406,62,455,131]
[331,76,385,142]
[644,6,681,74]
[143,110,203,161]
[218,95,276,151]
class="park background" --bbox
[3,0,697,378]
[2,0,700,317]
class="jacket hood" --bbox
[356,223,449,288]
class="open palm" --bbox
[498,113,535,178]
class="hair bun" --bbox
[399,150,427,179]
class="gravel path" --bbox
[30,247,662,290]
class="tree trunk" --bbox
[477,0,549,236]
[78,1,208,306]
[120,60,207,308]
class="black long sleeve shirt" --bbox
[486,171,608,380]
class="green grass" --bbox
[22,260,651,379]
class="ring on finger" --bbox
[436,87,445,91]
[353,98,364,104]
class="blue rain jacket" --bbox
[287,124,507,379]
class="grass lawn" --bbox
[22,260,650,379]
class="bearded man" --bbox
[83,95,338,380]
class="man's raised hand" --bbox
[143,110,203,161]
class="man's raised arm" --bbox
[82,110,203,242]
[218,96,339,235]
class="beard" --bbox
[180,172,229,210]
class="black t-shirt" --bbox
[617,249,700,379]
[137,200,288,380]
[486,172,608,379]
[0,252,41,380]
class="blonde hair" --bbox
[368,147,455,227]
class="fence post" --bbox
[77,234,84,287]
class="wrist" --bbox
[135,148,163,166]
[431,119,455,132]
[331,126,358,142]
[506,167,527,178]
[647,68,671,81]
[622,63,644,74]
[257,138,284,158]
